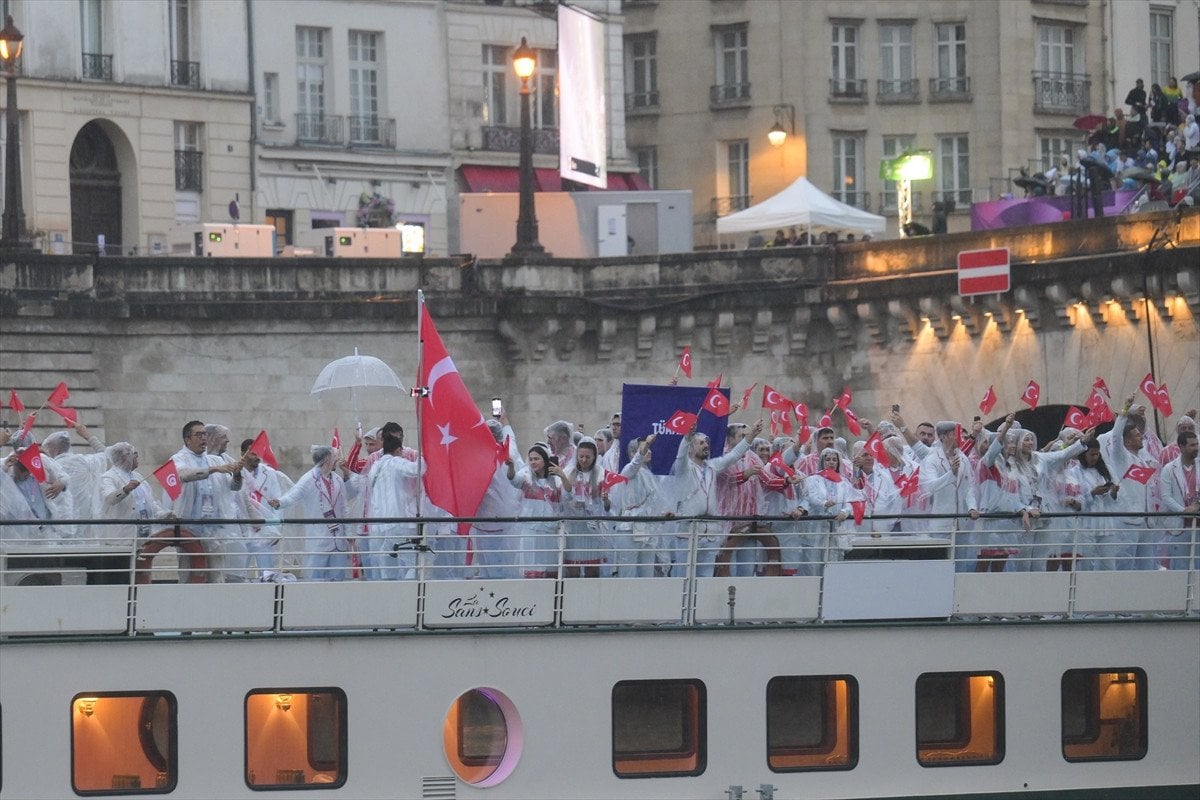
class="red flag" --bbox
[600,471,629,493]
[767,450,795,478]
[331,428,342,450]
[47,382,69,406]
[818,412,833,428]
[664,410,698,435]
[834,386,853,410]
[678,347,692,379]
[248,430,279,469]
[955,423,974,454]
[1021,380,1041,409]
[1151,383,1173,417]
[1092,377,1110,398]
[761,384,790,411]
[495,434,511,466]
[18,412,36,440]
[8,390,24,413]
[153,459,182,501]
[702,387,730,416]
[769,410,779,437]
[418,299,499,524]
[798,424,811,445]
[818,468,843,483]
[844,407,862,436]
[17,443,47,483]
[1139,372,1158,403]
[1122,464,1156,485]
[793,401,808,426]
[1063,406,1088,429]
[739,383,757,413]
[864,431,888,464]
[48,403,77,426]
[895,467,920,498]
[779,406,793,434]
[850,500,866,526]
[1084,388,1114,421]
[706,373,723,389]
[979,385,997,415]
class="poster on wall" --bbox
[557,3,608,189]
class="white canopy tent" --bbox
[715,176,887,241]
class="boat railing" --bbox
[0,511,1196,636]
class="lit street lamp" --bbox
[0,14,33,254]
[507,37,545,259]
[881,149,933,238]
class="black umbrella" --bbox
[1181,70,1200,83]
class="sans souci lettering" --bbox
[441,587,538,619]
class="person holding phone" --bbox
[508,442,570,578]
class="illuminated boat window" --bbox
[915,672,1005,767]
[442,687,523,787]
[1061,668,1147,762]
[612,679,706,778]
[244,688,346,790]
[70,691,177,795]
[766,675,858,772]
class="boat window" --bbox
[915,672,1004,766]
[245,688,346,790]
[612,679,706,778]
[442,687,523,787]
[1061,669,1147,761]
[766,675,858,771]
[70,691,177,795]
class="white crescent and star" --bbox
[765,390,782,406]
[425,356,458,408]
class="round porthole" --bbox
[442,687,523,787]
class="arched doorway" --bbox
[70,121,122,255]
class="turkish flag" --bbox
[47,382,70,406]
[1092,377,1111,398]
[665,410,698,435]
[834,386,853,410]
[706,373,723,389]
[895,467,920,498]
[793,401,808,425]
[48,403,77,426]
[761,384,790,411]
[331,428,342,451]
[418,299,499,525]
[1139,372,1158,403]
[1122,464,1156,485]
[248,430,279,469]
[153,459,182,500]
[18,411,36,440]
[979,385,997,415]
[769,410,779,437]
[495,434,511,466]
[864,431,888,464]
[8,390,24,413]
[844,407,862,436]
[17,443,47,483]
[767,450,795,478]
[818,412,833,428]
[818,468,843,483]
[1021,380,1041,409]
[678,347,692,379]
[850,500,866,526]
[798,424,811,445]
[1084,388,1113,417]
[739,383,756,413]
[1150,383,1173,416]
[955,423,974,454]
[1063,406,1088,429]
[600,471,629,493]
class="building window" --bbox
[1149,10,1173,87]
[625,33,658,109]
[878,22,914,99]
[1037,23,1079,74]
[1033,23,1088,113]
[938,134,970,206]
[1037,132,1075,172]
[1062,669,1147,762]
[80,0,112,80]
[482,44,508,125]
[915,672,1004,766]
[442,687,524,787]
[882,134,917,210]
[533,49,557,130]
[348,30,382,144]
[830,23,863,97]
[717,138,750,213]
[296,27,331,142]
[262,72,280,124]
[711,24,750,104]
[612,679,705,778]
[933,22,968,95]
[174,122,203,192]
[832,133,865,208]
[767,676,858,772]
[168,0,199,88]
[634,147,658,189]
[71,692,177,794]
[245,688,346,789]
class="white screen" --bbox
[557,4,608,189]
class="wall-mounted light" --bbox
[275,693,292,712]
[767,104,795,147]
[77,698,97,717]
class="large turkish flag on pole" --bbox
[417,294,496,523]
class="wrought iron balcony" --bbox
[481,125,560,155]
[876,78,919,103]
[174,150,203,192]
[710,195,752,216]
[295,114,344,146]
[829,78,868,102]
[82,52,113,81]
[709,82,751,108]
[348,116,396,148]
[170,60,200,89]
[929,76,972,102]
[625,91,660,112]
[1032,71,1090,114]
[833,190,871,211]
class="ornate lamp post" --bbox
[507,37,544,259]
[0,15,32,254]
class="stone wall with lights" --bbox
[1,209,1197,475]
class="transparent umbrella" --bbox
[311,348,406,432]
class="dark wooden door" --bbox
[70,121,122,255]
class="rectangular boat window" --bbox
[245,688,346,790]
[1061,669,1147,761]
[915,672,1004,766]
[71,691,177,795]
[612,679,705,777]
[766,675,858,771]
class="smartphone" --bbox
[491,397,503,418]
[548,455,559,467]
[891,404,900,413]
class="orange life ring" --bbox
[135,527,208,584]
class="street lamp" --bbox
[880,149,933,238]
[767,104,795,147]
[0,14,32,254]
[507,36,544,259]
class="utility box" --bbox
[194,224,277,257]
[324,227,402,258]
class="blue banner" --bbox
[619,383,730,475]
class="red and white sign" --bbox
[958,247,1010,297]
